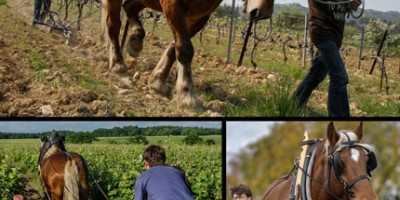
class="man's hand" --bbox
[349,0,362,10]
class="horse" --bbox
[38,131,89,200]
[262,122,378,200]
[101,0,275,108]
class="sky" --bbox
[226,121,277,174]
[0,121,221,133]
[222,0,400,12]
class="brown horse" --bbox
[263,122,378,200]
[38,131,89,200]
[101,0,275,108]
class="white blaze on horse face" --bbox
[351,148,360,163]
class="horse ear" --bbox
[327,122,339,146]
[52,130,58,136]
[41,136,48,142]
[354,121,363,141]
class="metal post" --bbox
[358,26,365,70]
[227,0,236,64]
[302,13,308,68]
[237,21,253,67]
[369,29,388,74]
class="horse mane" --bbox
[262,173,292,197]
[43,145,64,161]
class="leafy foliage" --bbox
[67,132,97,144]
[128,135,149,145]
[0,155,25,199]
[183,132,204,145]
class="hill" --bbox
[274,3,400,24]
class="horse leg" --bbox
[160,4,205,109]
[102,0,127,73]
[123,2,145,58]
[149,16,209,98]
[149,42,176,96]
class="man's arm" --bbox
[134,177,146,200]
[349,0,362,10]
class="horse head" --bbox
[38,130,67,165]
[243,0,274,21]
[325,122,378,199]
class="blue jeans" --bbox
[293,40,350,117]
[33,0,51,21]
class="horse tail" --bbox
[101,0,109,42]
[63,159,79,200]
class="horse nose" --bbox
[249,9,260,20]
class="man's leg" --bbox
[293,51,328,108]
[318,40,350,117]
[33,0,42,23]
[40,0,52,21]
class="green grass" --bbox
[27,48,49,83]
[226,77,304,116]
[0,0,6,5]
[76,73,108,93]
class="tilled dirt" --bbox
[0,1,282,117]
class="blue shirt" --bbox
[134,165,194,200]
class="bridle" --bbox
[325,133,377,199]
[296,136,377,200]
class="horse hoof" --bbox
[175,93,202,111]
[112,63,128,74]
[150,79,170,97]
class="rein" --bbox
[296,164,343,200]
[238,17,273,68]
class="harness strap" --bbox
[348,175,370,188]
[296,165,343,200]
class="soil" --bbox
[0,0,248,117]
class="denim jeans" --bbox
[33,0,51,21]
[293,40,350,117]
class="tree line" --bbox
[0,125,221,139]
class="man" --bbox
[230,184,252,200]
[292,0,362,117]
[134,145,194,200]
[33,0,51,25]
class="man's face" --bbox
[232,193,252,200]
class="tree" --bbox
[205,139,216,145]
[182,132,203,145]
[68,132,97,144]
[128,135,149,145]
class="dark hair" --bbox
[230,184,252,198]
[142,145,166,167]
